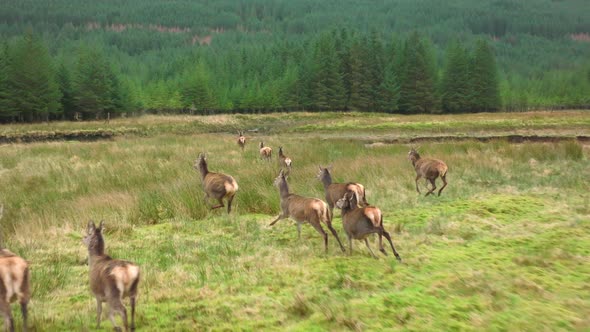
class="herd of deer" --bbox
[0,131,447,331]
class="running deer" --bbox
[317,166,367,217]
[408,147,448,196]
[194,153,239,214]
[259,142,272,161]
[0,206,30,332]
[278,146,292,172]
[83,220,140,332]
[269,170,345,253]
[336,191,402,260]
[237,131,246,151]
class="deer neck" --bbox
[88,236,106,264]
[199,163,209,180]
[278,178,290,199]
[320,172,332,189]
[411,155,421,167]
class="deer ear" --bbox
[98,220,105,232]
[87,220,96,233]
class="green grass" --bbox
[0,112,589,331]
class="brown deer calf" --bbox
[83,221,140,332]
[269,170,345,253]
[194,153,239,214]
[237,131,246,151]
[336,191,401,260]
[317,166,367,217]
[259,142,272,161]
[0,205,30,332]
[278,146,292,172]
[408,147,448,196]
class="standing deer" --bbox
[259,142,272,161]
[194,153,239,214]
[408,147,448,196]
[237,131,246,151]
[269,170,345,253]
[278,146,292,172]
[83,220,140,332]
[317,166,367,218]
[336,191,402,260]
[0,206,30,332]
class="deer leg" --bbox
[438,175,448,196]
[0,300,14,332]
[382,230,402,262]
[108,299,128,332]
[210,198,224,210]
[226,194,235,214]
[377,230,387,256]
[310,222,329,253]
[20,301,27,332]
[96,298,103,328]
[425,178,436,196]
[326,222,346,252]
[415,175,422,194]
[348,235,353,255]
[364,238,378,258]
[130,296,136,332]
[269,213,286,226]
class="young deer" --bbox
[408,147,448,196]
[83,220,140,332]
[237,131,246,151]
[278,146,292,172]
[259,142,272,161]
[194,153,239,214]
[269,170,345,253]
[0,206,30,332]
[317,166,367,217]
[336,191,402,260]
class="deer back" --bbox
[0,249,30,303]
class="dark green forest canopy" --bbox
[0,0,589,120]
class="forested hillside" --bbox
[1,0,589,121]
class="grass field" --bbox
[0,111,589,331]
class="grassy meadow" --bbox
[0,111,589,331]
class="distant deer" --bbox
[336,191,402,260]
[259,142,272,161]
[194,153,239,214]
[83,220,140,332]
[237,131,246,151]
[278,146,292,172]
[269,169,345,253]
[0,206,30,332]
[317,166,367,217]
[408,147,448,196]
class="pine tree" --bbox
[441,41,471,113]
[73,46,113,119]
[310,34,345,111]
[367,30,385,111]
[469,39,501,112]
[5,31,62,121]
[56,63,76,120]
[182,60,215,113]
[348,38,371,111]
[0,43,12,121]
[398,32,436,113]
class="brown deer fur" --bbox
[0,205,30,332]
[408,148,448,196]
[269,170,345,253]
[237,131,246,151]
[278,146,292,171]
[336,191,401,260]
[83,221,140,332]
[259,142,272,161]
[194,153,239,214]
[317,166,367,217]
